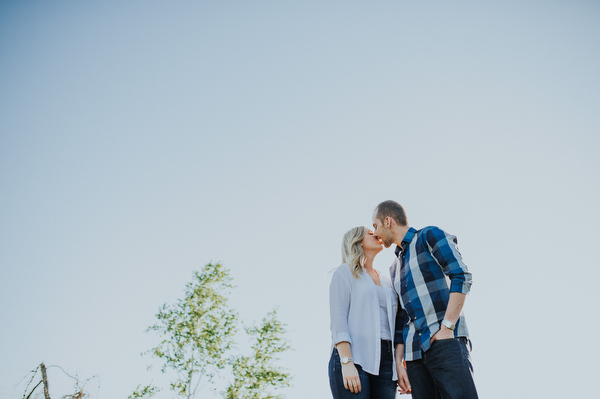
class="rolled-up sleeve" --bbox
[394,298,408,347]
[329,268,352,345]
[426,227,473,294]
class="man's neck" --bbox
[392,225,410,248]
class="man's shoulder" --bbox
[412,226,442,242]
[415,225,444,235]
[412,226,456,251]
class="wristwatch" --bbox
[341,356,353,365]
[441,319,455,330]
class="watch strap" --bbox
[441,319,456,330]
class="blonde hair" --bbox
[341,226,367,278]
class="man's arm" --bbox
[394,298,411,394]
[394,343,411,394]
[432,292,466,341]
[391,258,411,394]
[425,227,472,295]
[425,227,472,341]
[444,291,467,323]
[394,304,408,348]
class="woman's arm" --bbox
[329,268,352,346]
[335,341,361,393]
[329,268,361,393]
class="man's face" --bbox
[372,217,394,248]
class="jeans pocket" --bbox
[432,337,459,346]
[428,337,461,357]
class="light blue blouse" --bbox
[329,263,398,379]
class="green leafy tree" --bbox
[128,384,159,399]
[144,262,238,398]
[225,309,292,399]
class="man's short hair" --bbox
[374,200,408,226]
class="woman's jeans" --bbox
[329,340,397,399]
[406,337,478,399]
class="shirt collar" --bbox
[394,227,417,257]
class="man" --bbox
[372,200,478,399]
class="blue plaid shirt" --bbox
[390,226,472,361]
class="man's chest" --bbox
[398,244,440,290]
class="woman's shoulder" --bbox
[332,263,363,282]
[377,270,394,287]
[330,264,355,287]
[333,263,353,276]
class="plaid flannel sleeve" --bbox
[394,298,408,347]
[425,227,473,294]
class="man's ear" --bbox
[386,216,395,229]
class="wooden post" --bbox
[40,363,51,399]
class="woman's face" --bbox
[362,229,383,253]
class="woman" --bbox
[329,226,398,398]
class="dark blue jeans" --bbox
[406,337,478,399]
[329,340,397,399]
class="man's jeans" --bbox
[329,340,397,399]
[406,337,478,399]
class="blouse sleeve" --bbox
[329,266,352,345]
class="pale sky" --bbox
[1,1,599,399]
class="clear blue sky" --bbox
[1,1,599,398]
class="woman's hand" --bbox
[342,363,361,393]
